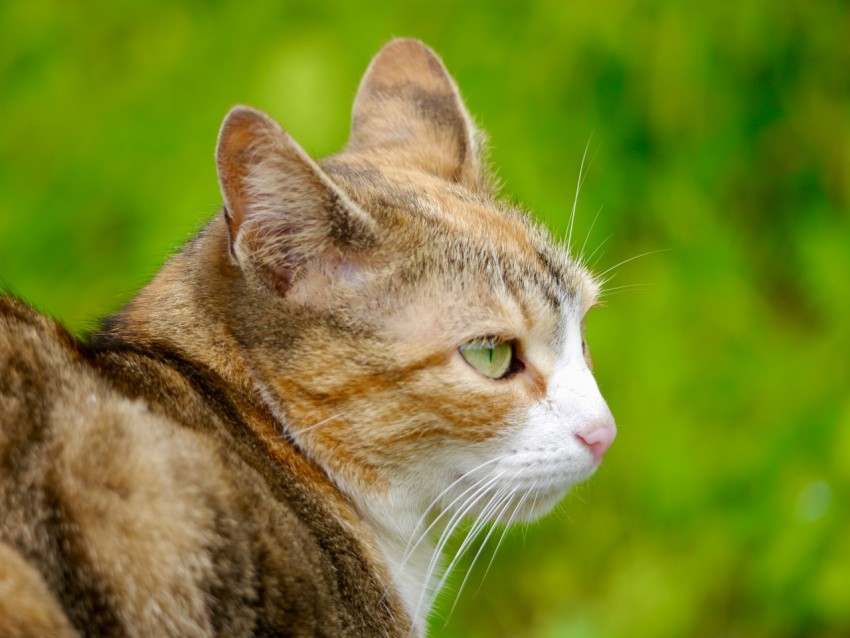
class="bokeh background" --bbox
[1,1,848,636]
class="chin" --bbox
[497,464,601,524]
[498,484,567,524]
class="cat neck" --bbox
[348,479,443,637]
[102,217,255,396]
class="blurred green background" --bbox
[1,1,848,636]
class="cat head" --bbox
[215,39,615,529]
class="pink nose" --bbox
[576,425,617,463]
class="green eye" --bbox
[460,340,514,379]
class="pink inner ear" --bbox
[216,107,283,237]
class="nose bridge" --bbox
[549,356,615,430]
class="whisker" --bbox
[444,488,518,620]
[398,456,509,569]
[585,234,612,271]
[429,490,509,620]
[438,486,509,588]
[569,488,588,505]
[551,499,575,525]
[412,455,507,540]
[428,475,504,577]
[411,471,508,623]
[523,487,542,542]
[280,413,343,437]
[578,204,604,266]
[479,482,537,587]
[597,283,654,298]
[595,248,670,280]
[405,472,496,582]
[567,137,594,253]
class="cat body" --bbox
[0,295,402,637]
[0,40,615,637]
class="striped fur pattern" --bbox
[0,39,615,637]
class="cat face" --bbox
[319,166,615,527]
[214,40,615,532]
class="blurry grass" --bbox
[1,1,848,636]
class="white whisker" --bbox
[567,137,594,253]
[428,490,508,618]
[595,248,670,280]
[585,234,612,271]
[471,483,536,602]
[408,472,493,572]
[410,470,508,624]
[288,413,343,436]
[397,456,509,570]
[411,456,507,541]
[444,487,519,620]
[597,283,654,299]
[578,204,604,266]
[485,483,536,579]
[523,488,543,542]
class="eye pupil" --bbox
[459,340,516,380]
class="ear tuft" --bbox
[346,39,485,190]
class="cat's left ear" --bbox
[216,106,378,296]
[346,39,486,191]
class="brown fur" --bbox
[0,542,79,638]
[0,295,406,637]
[0,39,604,636]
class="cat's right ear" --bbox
[216,106,378,296]
[347,39,487,191]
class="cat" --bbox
[0,38,616,637]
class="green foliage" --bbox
[1,1,847,636]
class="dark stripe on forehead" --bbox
[501,257,562,314]
[321,161,383,184]
[535,246,574,308]
[324,164,428,225]
[395,229,566,323]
